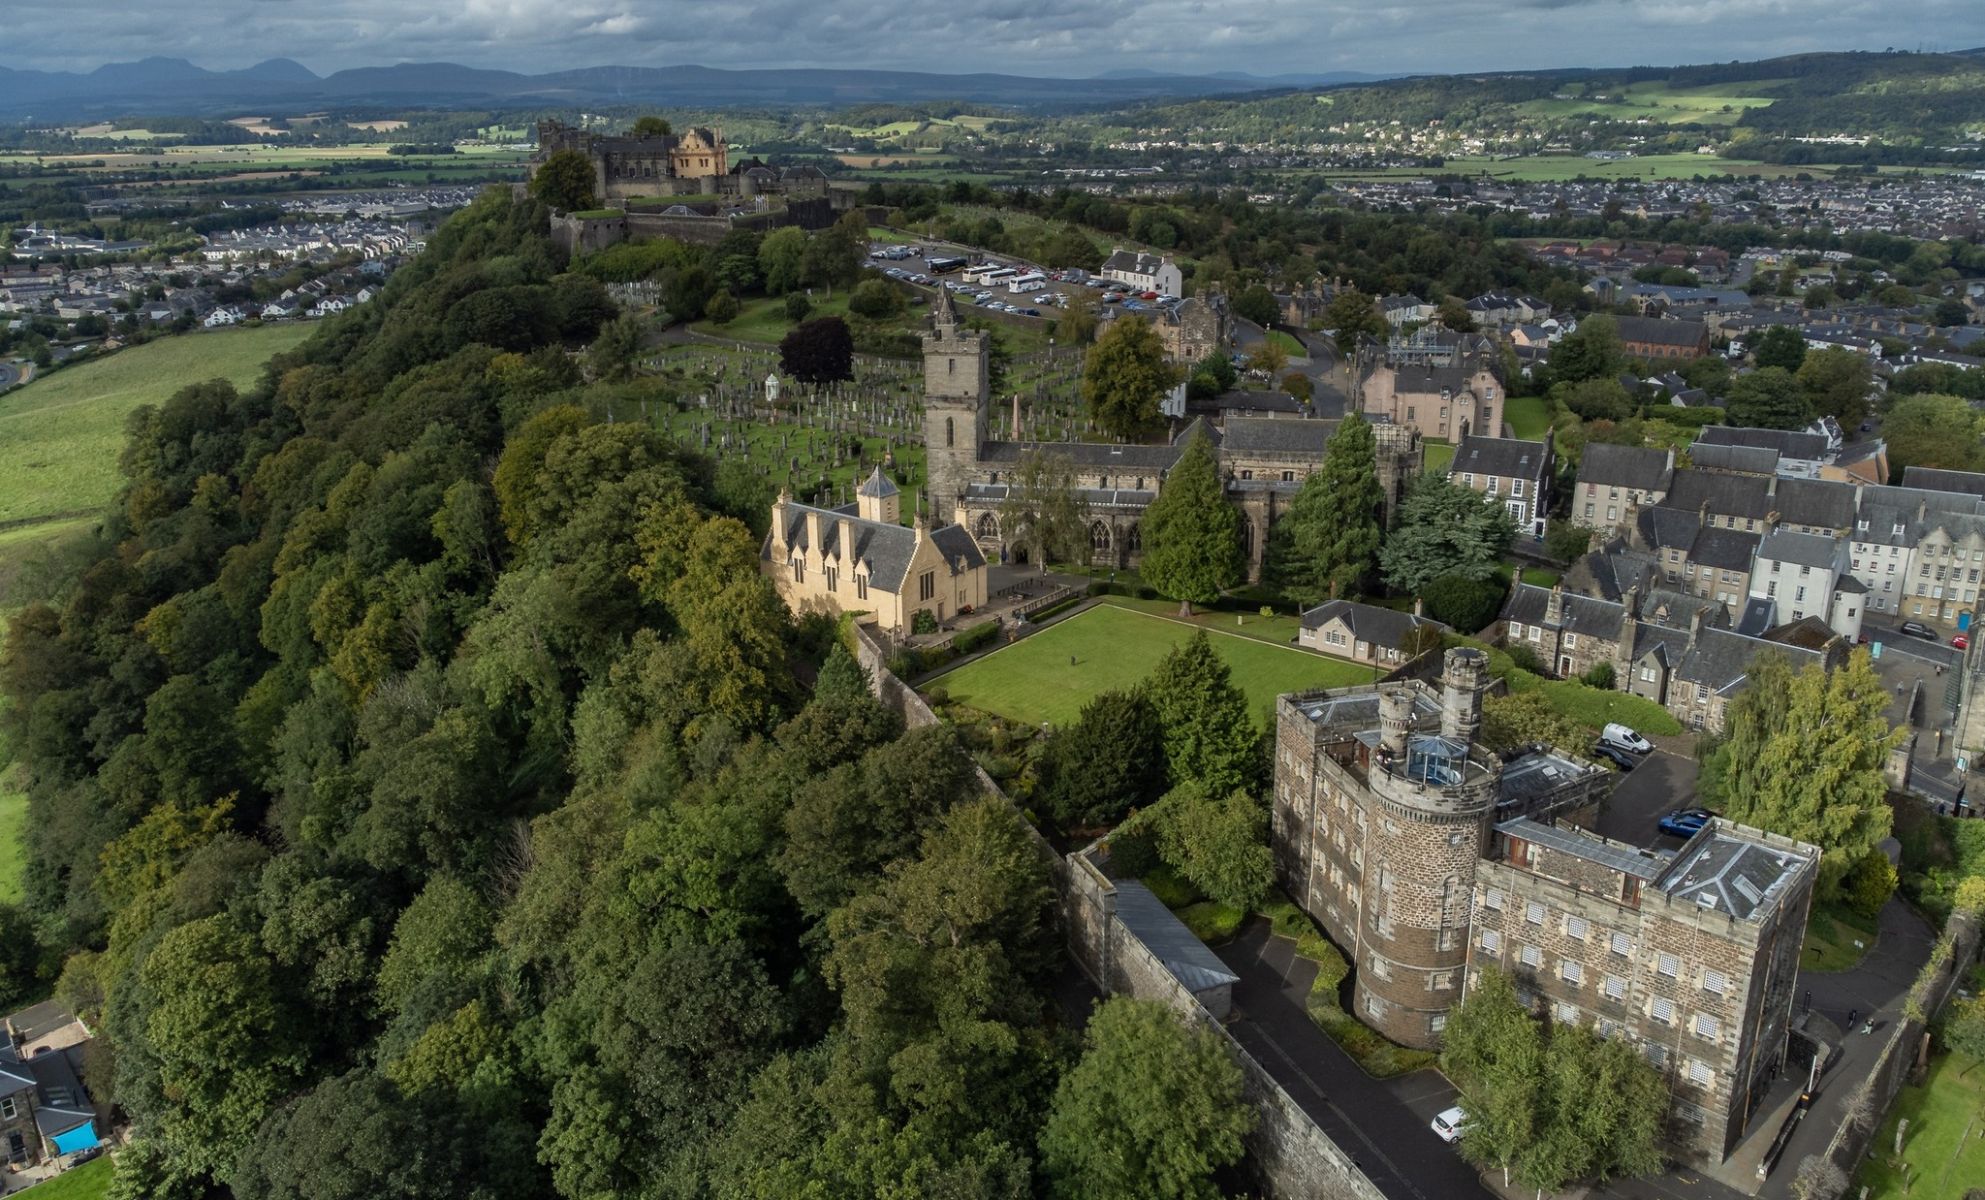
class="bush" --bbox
[704,288,739,324]
[848,278,904,319]
[1419,574,1505,633]
[923,686,950,708]
[952,622,1000,656]
[911,609,939,636]
[1544,520,1593,563]
[1136,585,1159,600]
[1844,852,1899,919]
[1582,661,1616,690]
[1179,901,1246,944]
[783,292,812,323]
[1505,643,1547,675]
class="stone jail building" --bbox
[1271,649,1820,1168]
[918,290,1423,578]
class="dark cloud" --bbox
[2,0,1979,77]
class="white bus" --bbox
[964,263,1012,285]
[1007,273,1048,293]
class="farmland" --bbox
[1511,80,1785,127]
[0,325,314,527]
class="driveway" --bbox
[1595,748,1702,848]
[1215,919,1492,1200]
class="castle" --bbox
[919,291,1424,579]
[533,119,828,202]
[1272,650,1819,1167]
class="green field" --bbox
[1857,1048,1985,1198]
[931,601,1377,728]
[693,293,858,343]
[1505,395,1553,440]
[1424,441,1455,475]
[0,325,314,526]
[25,1157,112,1200]
[1513,81,1784,127]
[1265,330,1306,358]
[0,785,24,905]
[1301,153,1840,183]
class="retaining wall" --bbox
[847,619,1387,1200]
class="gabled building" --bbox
[1615,315,1711,361]
[1297,599,1446,667]
[1100,248,1182,297]
[0,1005,102,1169]
[1575,444,1675,534]
[1449,431,1554,537]
[1353,328,1504,444]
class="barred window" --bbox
[1561,960,1583,985]
[1658,952,1681,978]
[1651,996,1675,1024]
[1688,1059,1713,1087]
[1555,1002,1580,1025]
[1694,1013,1720,1042]
[1604,974,1627,1001]
[1611,932,1631,957]
[1520,944,1541,968]
[1566,915,1589,940]
[1483,888,1504,910]
[1481,929,1503,953]
[1702,969,1728,996]
[1525,901,1546,926]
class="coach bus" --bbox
[926,255,967,275]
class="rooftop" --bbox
[1498,816,1672,881]
[1656,824,1812,921]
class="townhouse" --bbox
[1448,431,1553,537]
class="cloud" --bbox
[1,0,1979,78]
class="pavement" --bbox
[1594,747,1702,848]
[1215,919,1492,1200]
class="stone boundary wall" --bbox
[1813,909,1980,1198]
[847,619,1387,1200]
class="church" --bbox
[920,291,1425,580]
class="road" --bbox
[0,360,23,393]
[1859,617,1962,671]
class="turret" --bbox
[1440,648,1488,745]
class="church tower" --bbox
[921,289,990,523]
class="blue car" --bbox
[1657,808,1715,839]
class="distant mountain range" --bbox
[0,57,1388,119]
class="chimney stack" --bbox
[839,517,857,569]
[805,508,824,568]
[1546,580,1566,627]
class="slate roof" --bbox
[1102,249,1173,280]
[1773,478,1858,530]
[1757,529,1840,570]
[1658,823,1812,921]
[1664,469,1772,521]
[855,466,899,498]
[1576,547,1660,603]
[1299,599,1448,649]
[963,483,1155,511]
[1637,505,1706,552]
[1579,443,1673,492]
[1690,442,1780,475]
[1614,314,1709,349]
[768,502,985,594]
[1671,628,1823,697]
[0,1039,95,1141]
[979,418,1213,473]
[1696,425,1831,462]
[1691,526,1763,572]
[1220,416,1338,455]
[1901,466,1985,497]
[1111,881,1240,995]
[1501,583,1627,640]
[1452,434,1549,481]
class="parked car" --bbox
[1599,723,1653,755]
[1431,1106,1468,1144]
[1658,807,1716,839]
[1954,634,1970,651]
[1592,743,1640,771]
[1899,621,1938,641]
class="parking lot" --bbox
[1594,747,1703,849]
[869,241,1180,324]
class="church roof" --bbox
[856,467,899,498]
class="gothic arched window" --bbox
[976,512,1000,540]
[1090,521,1112,551]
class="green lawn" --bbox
[1505,395,1553,441]
[24,1156,112,1200]
[1507,669,1684,737]
[694,293,862,343]
[0,325,313,526]
[1857,1049,1985,1198]
[1265,330,1306,357]
[931,601,1377,728]
[0,787,24,905]
[1800,903,1878,973]
[1424,441,1455,475]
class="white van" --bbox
[1599,724,1653,755]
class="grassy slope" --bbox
[1504,395,1553,441]
[24,1157,112,1200]
[1857,1048,1985,1198]
[0,325,313,525]
[932,601,1377,728]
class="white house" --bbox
[1100,248,1183,297]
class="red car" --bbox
[1139,291,1159,300]
[1955,634,1970,651]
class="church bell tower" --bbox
[921,289,990,524]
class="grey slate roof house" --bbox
[1450,432,1554,536]
[1298,599,1448,666]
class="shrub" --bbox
[704,288,740,324]
[1136,585,1159,600]
[1582,661,1616,690]
[1544,519,1593,563]
[783,292,812,322]
[923,686,950,708]
[1419,573,1505,633]
[848,278,904,319]
[1844,852,1899,919]
[1505,643,1547,675]
[952,622,1000,656]
[911,609,939,636]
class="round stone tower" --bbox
[1351,648,1500,1049]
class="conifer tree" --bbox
[1267,413,1383,605]
[1139,433,1242,612]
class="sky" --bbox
[4,0,1983,79]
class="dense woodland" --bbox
[0,189,1273,1200]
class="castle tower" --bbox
[856,466,900,525]
[921,289,990,522]
[1350,648,1500,1049]
[1370,422,1423,528]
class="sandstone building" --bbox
[1353,327,1505,444]
[1271,650,1820,1167]
[918,290,1424,580]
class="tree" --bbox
[1796,347,1874,427]
[1081,316,1178,439]
[1549,315,1623,385]
[1544,519,1593,563]
[588,311,643,382]
[1380,476,1517,593]
[997,450,1092,570]
[704,288,740,325]
[1559,377,1633,422]
[1441,966,1542,1186]
[779,316,854,385]
[1266,412,1382,605]
[1883,393,1985,477]
[1725,367,1809,430]
[847,278,903,320]
[1419,574,1504,633]
[758,226,807,296]
[629,116,673,137]
[1944,994,1985,1064]
[1323,289,1383,343]
[1056,291,1099,345]
[1037,689,1166,828]
[1146,631,1259,796]
[1248,337,1288,381]
[1039,998,1252,1200]
[1790,1155,1847,1200]
[1148,782,1273,910]
[1752,325,1808,372]
[1934,297,1971,327]
[1480,691,1589,756]
[783,292,812,324]
[1699,650,1901,893]
[529,149,597,213]
[1232,284,1279,328]
[664,264,715,322]
[1282,372,1313,404]
[1138,433,1242,610]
